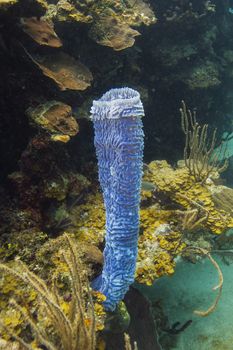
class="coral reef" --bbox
[1,0,233,347]
[134,157,233,285]
[53,0,156,50]
[27,100,79,142]
[0,235,106,349]
[144,160,233,234]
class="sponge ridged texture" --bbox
[91,88,144,310]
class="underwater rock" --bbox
[27,100,79,142]
[43,172,90,202]
[8,170,44,210]
[182,60,221,89]
[43,175,70,201]
[7,130,91,233]
[82,244,103,265]
[20,17,62,47]
[105,288,161,350]
[153,40,197,67]
[30,52,93,91]
[104,301,131,333]
[89,16,140,51]
[160,0,215,24]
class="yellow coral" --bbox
[135,159,233,285]
[136,250,175,286]
[40,235,106,332]
[136,206,185,285]
[0,235,106,348]
[51,134,70,143]
[0,264,38,340]
[93,303,106,331]
[70,192,106,245]
[56,159,232,287]
[144,160,233,234]
[69,191,184,286]
[55,0,156,50]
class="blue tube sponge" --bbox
[90,88,144,311]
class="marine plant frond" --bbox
[175,208,208,231]
[124,333,138,350]
[182,246,223,317]
[0,234,97,350]
[180,101,228,183]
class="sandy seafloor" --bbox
[139,252,233,350]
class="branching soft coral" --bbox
[0,235,105,350]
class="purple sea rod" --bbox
[90,87,144,311]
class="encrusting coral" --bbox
[135,153,233,285]
[144,160,233,234]
[69,192,106,245]
[27,101,79,143]
[53,0,156,50]
[89,0,156,50]
[136,217,185,286]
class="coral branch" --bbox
[180,100,228,183]
[183,246,223,317]
[124,333,138,350]
[0,235,97,349]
